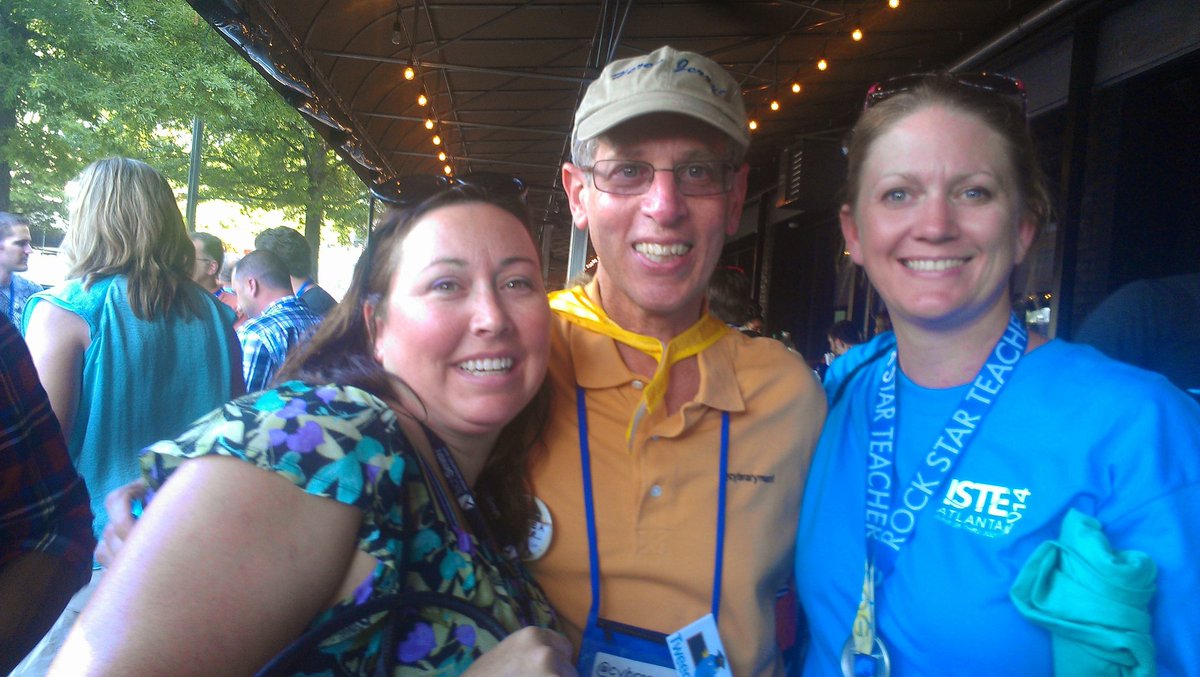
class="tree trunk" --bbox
[0,3,28,213]
[0,104,13,211]
[302,135,328,280]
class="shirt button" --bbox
[650,485,663,497]
[631,380,644,390]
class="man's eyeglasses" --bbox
[584,159,735,197]
[863,72,1027,113]
[370,172,527,208]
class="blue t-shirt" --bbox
[23,275,241,538]
[795,332,1200,676]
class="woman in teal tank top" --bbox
[16,157,242,674]
[23,157,243,541]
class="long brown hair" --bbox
[277,186,547,552]
[65,157,204,321]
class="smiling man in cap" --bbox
[526,45,826,676]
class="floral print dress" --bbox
[141,381,559,675]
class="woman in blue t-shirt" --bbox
[795,73,1200,676]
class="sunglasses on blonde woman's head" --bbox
[863,72,1027,113]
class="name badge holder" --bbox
[574,387,730,677]
[844,313,1028,676]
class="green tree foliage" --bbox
[0,0,367,262]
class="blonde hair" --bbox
[843,73,1053,237]
[66,157,203,321]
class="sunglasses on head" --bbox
[358,172,529,304]
[370,172,527,209]
[863,72,1027,113]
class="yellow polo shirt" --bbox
[528,282,826,676]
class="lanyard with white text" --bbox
[419,425,536,627]
[576,386,729,624]
[847,312,1028,673]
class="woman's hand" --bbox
[95,478,149,567]
[463,627,577,676]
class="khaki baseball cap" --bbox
[573,45,750,151]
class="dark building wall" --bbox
[1068,49,1200,334]
[763,214,841,362]
[730,0,1200,348]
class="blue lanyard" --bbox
[416,425,536,626]
[295,279,314,298]
[863,312,1028,579]
[576,387,729,622]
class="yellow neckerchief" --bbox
[548,285,728,445]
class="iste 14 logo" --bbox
[935,479,1031,537]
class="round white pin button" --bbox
[524,495,553,561]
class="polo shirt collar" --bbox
[564,279,747,414]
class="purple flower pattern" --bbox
[397,622,435,662]
[454,625,477,648]
[138,382,558,674]
[287,420,324,453]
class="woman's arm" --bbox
[24,302,89,442]
[50,455,363,676]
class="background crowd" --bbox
[2,41,1197,677]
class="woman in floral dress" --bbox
[52,182,576,676]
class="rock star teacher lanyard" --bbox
[846,312,1028,677]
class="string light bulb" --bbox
[403,63,415,80]
[888,0,900,8]
[390,17,403,45]
[792,82,802,94]
[443,164,453,175]
[424,118,434,130]
[748,119,759,131]
[437,151,447,161]
[417,90,428,106]
[432,134,441,146]
[770,99,780,111]
[817,58,828,71]
[852,27,864,42]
